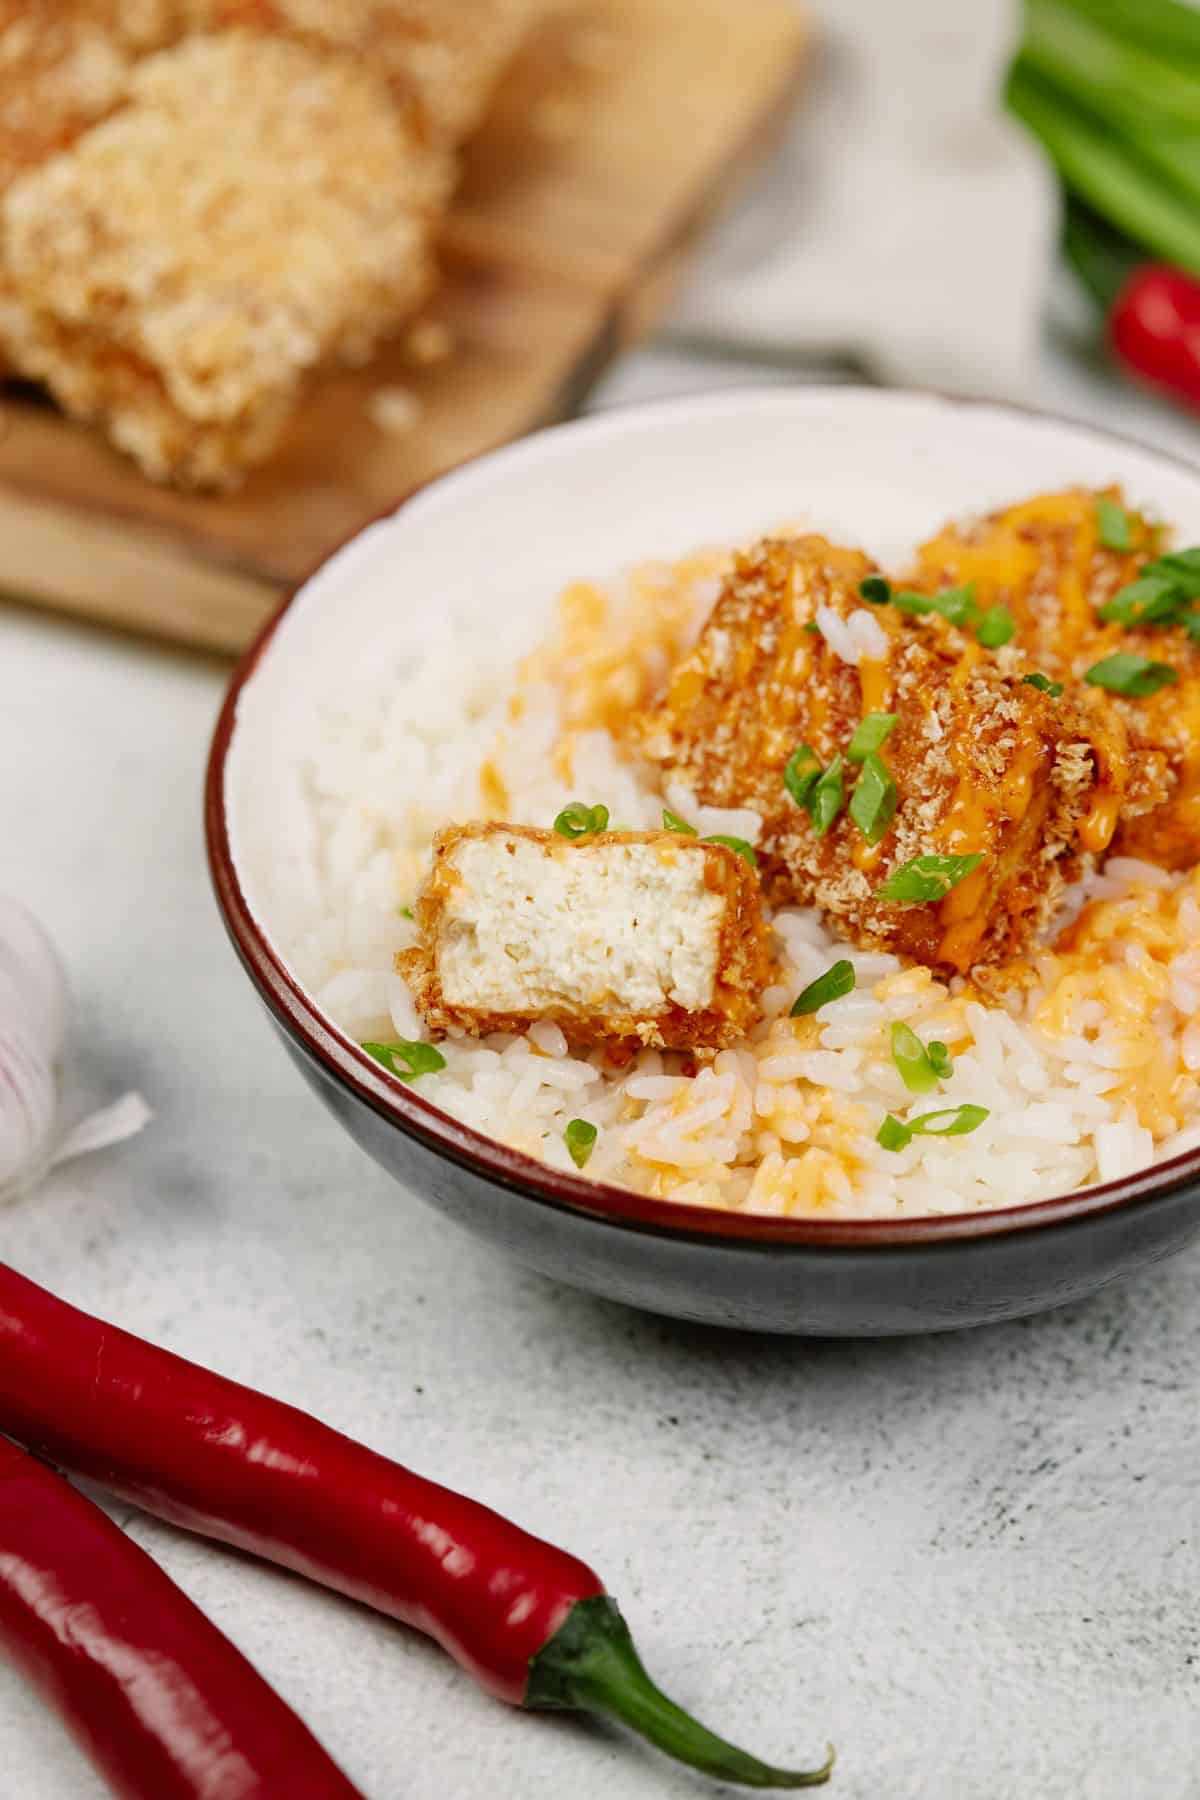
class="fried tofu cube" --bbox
[0,4,154,191]
[0,31,446,488]
[398,823,772,1050]
[633,535,1133,974]
[184,0,548,146]
[911,488,1195,868]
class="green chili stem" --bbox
[526,1596,833,1790]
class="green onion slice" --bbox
[783,744,823,808]
[807,753,845,837]
[876,1102,988,1152]
[662,807,697,835]
[858,575,892,605]
[1098,574,1183,627]
[891,584,978,629]
[1096,498,1136,553]
[362,1040,447,1081]
[876,853,983,904]
[849,752,898,846]
[890,1021,939,1094]
[554,801,610,838]
[564,1119,598,1169]
[927,1040,954,1080]
[1022,672,1064,697]
[1084,652,1179,697]
[976,605,1016,648]
[846,712,898,761]
[803,621,822,635]
[703,834,758,866]
[398,905,414,921]
[790,959,856,1016]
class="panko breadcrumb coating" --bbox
[911,488,1200,868]
[182,0,549,146]
[400,822,772,1051]
[0,31,446,488]
[633,535,1158,974]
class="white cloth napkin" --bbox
[668,0,1057,403]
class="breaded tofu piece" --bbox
[633,535,1142,975]
[182,0,548,145]
[398,823,772,1050]
[0,31,445,488]
[911,488,1198,867]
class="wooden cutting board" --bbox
[0,0,809,656]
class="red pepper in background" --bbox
[0,1264,832,1789]
[0,1436,365,1800]
[1110,265,1200,414]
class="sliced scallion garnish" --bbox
[976,605,1016,648]
[876,1102,988,1152]
[890,1021,940,1094]
[891,584,978,629]
[662,807,697,835]
[784,744,823,808]
[1096,498,1136,552]
[1084,652,1178,697]
[703,834,758,866]
[876,853,983,904]
[849,752,898,846]
[565,1119,598,1169]
[1022,672,1064,697]
[554,801,610,839]
[858,575,892,605]
[362,1040,447,1081]
[927,1040,954,1080]
[807,753,845,837]
[398,905,414,920]
[846,712,898,762]
[790,959,855,1016]
[1098,574,1182,627]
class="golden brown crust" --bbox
[398,821,772,1051]
[0,31,442,487]
[910,487,1197,868]
[632,534,1120,974]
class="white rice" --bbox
[268,556,1200,1221]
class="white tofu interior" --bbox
[436,836,725,1016]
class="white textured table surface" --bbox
[3,343,1200,1800]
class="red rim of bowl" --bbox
[205,385,1200,1250]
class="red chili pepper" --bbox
[0,1435,364,1800]
[1110,265,1200,413]
[0,1264,831,1789]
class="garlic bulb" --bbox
[0,898,151,1204]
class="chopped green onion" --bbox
[790,959,856,1016]
[1184,613,1200,645]
[807,753,845,837]
[703,834,758,866]
[565,1119,598,1169]
[398,905,414,920]
[891,585,979,629]
[1084,652,1179,696]
[876,1102,989,1153]
[1147,548,1200,597]
[361,1040,447,1082]
[846,712,898,761]
[1022,672,1064,697]
[803,621,822,635]
[859,575,892,605]
[890,1021,939,1094]
[1096,497,1136,552]
[662,807,697,835]
[876,1114,913,1151]
[910,1103,989,1138]
[783,744,823,808]
[849,752,898,846]
[1098,573,1183,627]
[554,801,610,839]
[876,853,983,904]
[927,1041,954,1081]
[977,605,1016,648]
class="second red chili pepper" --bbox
[0,1263,831,1789]
[1110,264,1200,414]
